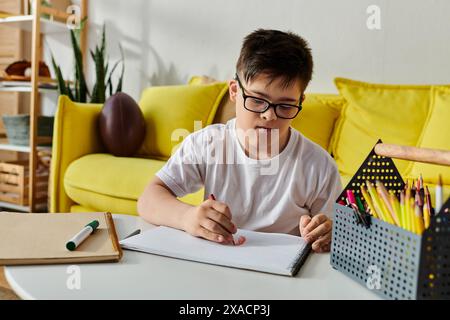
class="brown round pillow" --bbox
[99,92,146,157]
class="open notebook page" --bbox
[120,226,311,276]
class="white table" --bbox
[5,214,381,300]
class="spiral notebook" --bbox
[120,226,311,276]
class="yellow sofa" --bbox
[49,78,450,214]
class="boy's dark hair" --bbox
[236,29,313,90]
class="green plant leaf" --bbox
[100,25,106,56]
[116,44,125,93]
[50,54,67,96]
[70,29,88,102]
[89,49,97,100]
[73,16,88,43]
[67,86,75,101]
[106,59,121,95]
[90,43,106,103]
[76,79,80,101]
[105,61,109,80]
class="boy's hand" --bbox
[183,198,237,244]
[299,214,332,253]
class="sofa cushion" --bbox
[138,83,228,160]
[64,154,204,215]
[331,78,436,177]
[188,75,236,124]
[291,94,344,151]
[410,87,450,185]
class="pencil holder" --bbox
[330,141,450,300]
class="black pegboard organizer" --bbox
[331,140,450,300]
[336,139,405,207]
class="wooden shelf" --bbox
[0,200,47,212]
[0,139,52,153]
[0,1,88,212]
[0,86,57,93]
[0,200,30,212]
[0,15,68,34]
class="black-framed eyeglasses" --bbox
[235,73,302,119]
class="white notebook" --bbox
[120,226,311,276]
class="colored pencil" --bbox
[360,185,379,219]
[376,180,399,226]
[436,174,443,213]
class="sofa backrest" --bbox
[137,81,228,160]
[330,78,450,181]
[137,76,449,187]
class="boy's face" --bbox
[229,72,305,157]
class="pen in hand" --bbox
[208,194,246,246]
[66,220,99,251]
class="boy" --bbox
[138,29,342,253]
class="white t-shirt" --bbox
[156,118,342,235]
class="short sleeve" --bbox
[156,133,205,198]
[310,161,343,219]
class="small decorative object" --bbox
[24,67,32,77]
[1,115,54,146]
[99,92,146,157]
[2,60,51,80]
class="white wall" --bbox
[60,0,450,101]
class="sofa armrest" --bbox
[50,95,105,213]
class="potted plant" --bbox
[51,24,125,103]
[1,24,125,146]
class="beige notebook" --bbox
[0,212,122,265]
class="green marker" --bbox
[66,220,99,251]
[355,196,366,213]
